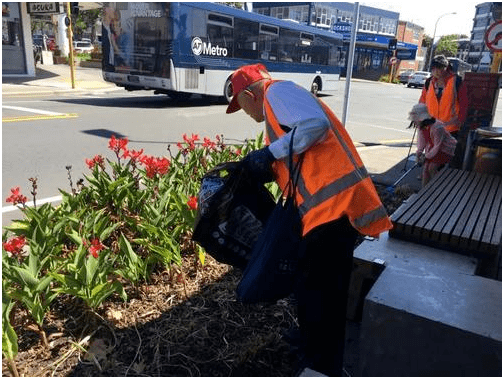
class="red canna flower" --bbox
[141,155,170,178]
[108,135,129,156]
[85,154,105,170]
[202,137,217,151]
[3,235,26,256]
[5,187,28,205]
[124,149,144,163]
[88,238,106,258]
[187,196,198,210]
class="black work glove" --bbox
[241,147,275,183]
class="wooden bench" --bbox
[390,167,502,259]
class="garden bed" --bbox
[2,132,413,377]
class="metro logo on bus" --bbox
[191,37,228,57]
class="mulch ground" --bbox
[2,184,413,377]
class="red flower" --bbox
[235,148,242,156]
[85,155,105,170]
[88,238,106,258]
[202,137,217,151]
[140,155,170,178]
[5,187,28,205]
[182,133,200,151]
[108,135,129,156]
[124,149,144,163]
[187,196,198,210]
[3,235,26,256]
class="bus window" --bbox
[207,13,234,56]
[259,24,278,61]
[279,28,299,62]
[234,18,259,59]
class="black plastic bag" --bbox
[192,162,275,269]
[237,128,303,303]
[236,195,301,303]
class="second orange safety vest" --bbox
[425,74,460,133]
[263,81,393,238]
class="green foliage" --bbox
[2,132,266,360]
[378,74,400,84]
[434,34,459,58]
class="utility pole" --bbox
[66,2,76,89]
[342,2,359,127]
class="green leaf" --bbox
[12,266,39,288]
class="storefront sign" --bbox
[27,2,60,14]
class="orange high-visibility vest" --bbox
[263,82,393,237]
[425,74,460,133]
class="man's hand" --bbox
[241,147,275,183]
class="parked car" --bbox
[398,69,415,84]
[73,40,94,53]
[407,71,431,88]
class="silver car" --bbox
[407,71,431,88]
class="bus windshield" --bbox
[102,2,344,100]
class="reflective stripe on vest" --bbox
[263,83,392,237]
[426,75,460,133]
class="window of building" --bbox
[379,17,397,35]
[2,2,26,74]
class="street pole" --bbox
[427,12,456,70]
[342,2,360,127]
[67,2,76,89]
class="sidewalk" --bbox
[2,62,118,95]
[2,63,422,191]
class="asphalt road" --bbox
[2,80,501,226]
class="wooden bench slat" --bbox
[415,170,467,240]
[400,169,460,236]
[440,172,484,245]
[390,167,454,225]
[450,173,492,249]
[469,176,501,251]
[460,175,498,248]
[429,171,478,241]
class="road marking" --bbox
[2,104,78,122]
[2,195,63,213]
[2,114,78,122]
[2,105,64,115]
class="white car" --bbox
[73,40,94,53]
[407,71,431,88]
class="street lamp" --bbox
[427,12,457,70]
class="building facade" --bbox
[396,21,424,73]
[467,2,502,72]
[2,2,36,76]
[252,2,418,81]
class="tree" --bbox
[72,8,101,41]
[433,34,459,57]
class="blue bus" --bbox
[102,2,344,100]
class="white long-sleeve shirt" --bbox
[264,81,330,159]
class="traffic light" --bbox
[71,2,79,17]
[388,38,397,51]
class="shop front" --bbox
[2,2,36,76]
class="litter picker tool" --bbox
[403,121,416,171]
[387,161,421,193]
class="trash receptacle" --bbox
[472,138,502,175]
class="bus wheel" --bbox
[224,78,233,103]
[311,79,321,96]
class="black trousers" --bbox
[294,217,358,376]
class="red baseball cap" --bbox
[226,63,271,114]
